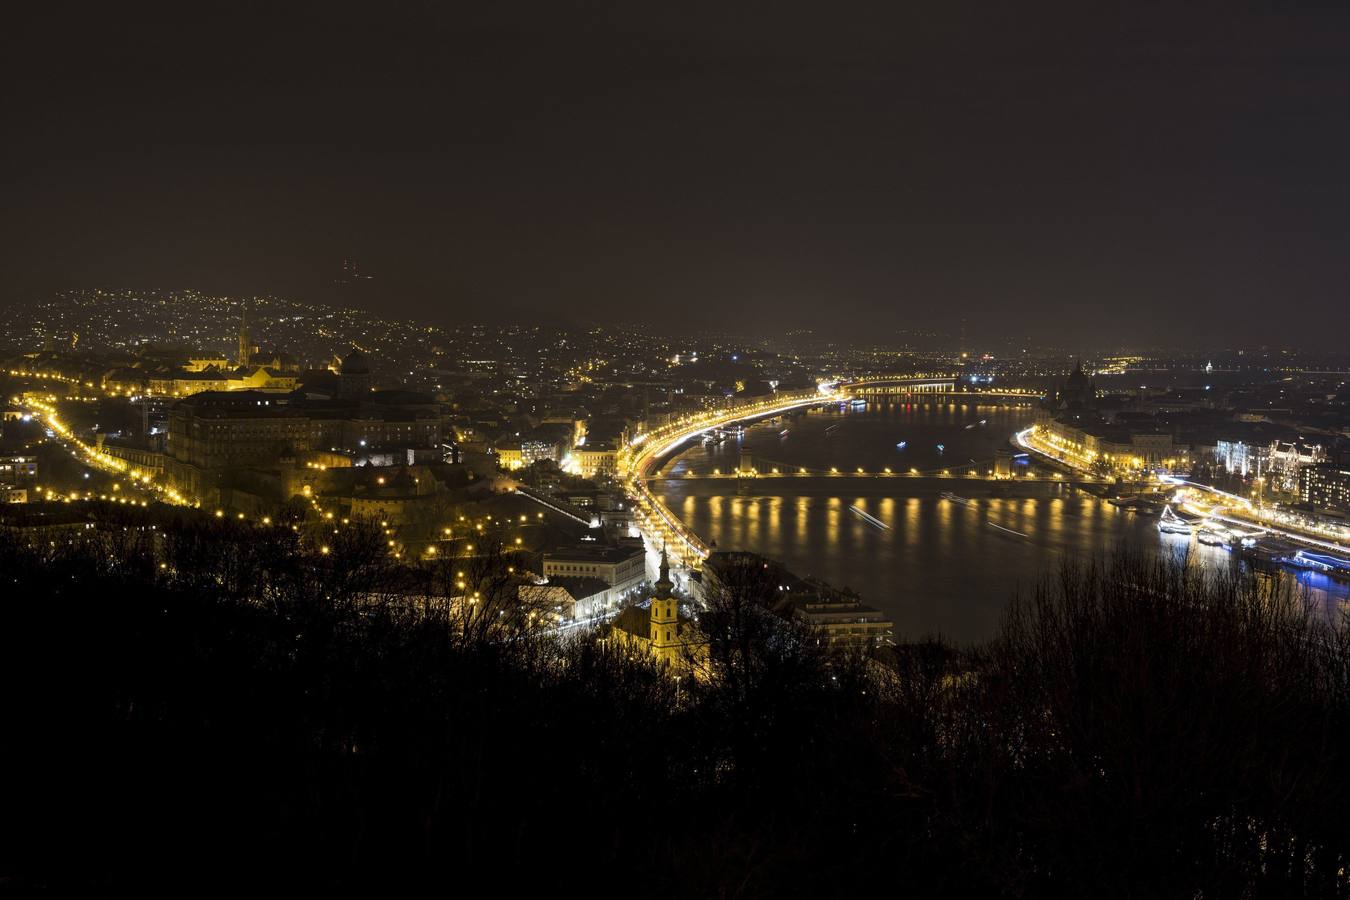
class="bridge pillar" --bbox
[738,447,754,475]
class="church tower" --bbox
[238,302,251,368]
[649,546,680,667]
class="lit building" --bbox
[185,356,230,373]
[1040,419,1186,475]
[788,594,894,649]
[168,392,313,470]
[496,444,524,471]
[521,436,561,466]
[1216,439,1270,478]
[570,445,618,479]
[519,580,611,622]
[1300,464,1350,514]
[1270,440,1326,491]
[162,389,447,502]
[0,454,38,480]
[542,543,646,601]
[605,548,703,670]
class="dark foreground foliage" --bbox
[1,522,1348,897]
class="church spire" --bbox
[238,301,251,368]
[654,544,673,598]
[649,544,679,667]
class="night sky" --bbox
[4,1,1350,347]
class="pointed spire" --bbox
[238,300,251,368]
[654,543,674,599]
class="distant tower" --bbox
[649,546,680,667]
[238,302,251,368]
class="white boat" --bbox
[1197,529,1230,549]
[1157,505,1195,535]
[849,505,890,530]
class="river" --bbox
[654,399,1349,643]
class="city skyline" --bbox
[5,4,1350,894]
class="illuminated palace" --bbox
[102,306,303,398]
[161,388,446,501]
[95,349,450,507]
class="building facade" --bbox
[1300,464,1350,514]
[542,543,645,598]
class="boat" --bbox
[987,521,1028,538]
[940,491,975,507]
[895,441,907,450]
[1197,529,1231,549]
[779,429,789,437]
[1278,550,1350,579]
[849,505,891,530]
[936,443,945,454]
[850,398,867,408]
[1133,498,1166,516]
[1157,505,1196,535]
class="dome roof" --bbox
[339,349,371,375]
[1065,358,1088,386]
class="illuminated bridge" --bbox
[619,386,840,569]
[619,378,1046,571]
[839,378,1043,402]
[840,377,957,395]
[651,466,1105,484]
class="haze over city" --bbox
[5,1,1350,344]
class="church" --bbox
[604,548,705,674]
[1050,358,1097,413]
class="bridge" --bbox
[619,386,837,569]
[618,378,1050,571]
[652,469,1104,485]
[653,443,1108,484]
[839,378,1043,402]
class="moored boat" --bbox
[1158,505,1197,535]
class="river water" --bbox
[655,399,1349,643]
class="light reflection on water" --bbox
[658,401,1349,643]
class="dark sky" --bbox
[4,1,1350,348]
